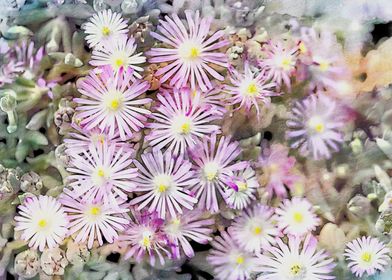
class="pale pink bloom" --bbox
[226,62,277,115]
[75,66,151,140]
[255,235,335,279]
[146,87,221,155]
[67,143,137,202]
[344,236,390,277]
[59,189,129,248]
[119,210,170,265]
[286,94,345,160]
[230,204,278,254]
[130,149,198,218]
[164,209,214,258]
[207,229,257,280]
[14,196,68,251]
[189,85,227,115]
[147,10,229,92]
[91,36,146,78]
[257,144,299,198]
[188,134,247,213]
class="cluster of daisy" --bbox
[7,7,392,280]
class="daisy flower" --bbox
[259,40,299,90]
[207,229,257,280]
[230,204,278,254]
[146,87,221,155]
[224,166,259,210]
[286,94,345,160]
[255,235,335,280]
[344,236,390,277]
[119,210,170,265]
[83,9,128,49]
[67,142,137,202]
[91,36,146,78]
[188,134,247,213]
[275,197,320,237]
[147,10,229,92]
[130,149,198,218]
[14,195,68,252]
[226,62,277,115]
[164,209,214,258]
[257,144,300,198]
[59,189,129,249]
[190,85,227,116]
[75,66,151,140]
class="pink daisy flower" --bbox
[188,134,247,213]
[130,149,198,218]
[67,142,137,202]
[226,62,277,115]
[119,210,171,265]
[344,236,390,277]
[286,94,345,160]
[257,144,300,198]
[147,10,229,92]
[255,235,336,279]
[207,229,257,280]
[75,66,151,141]
[59,189,129,249]
[146,87,221,155]
[259,39,299,90]
[164,209,214,258]
[91,36,146,78]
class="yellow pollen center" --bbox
[315,123,324,133]
[110,99,120,110]
[237,181,248,191]
[253,226,262,235]
[308,117,325,133]
[171,218,181,225]
[180,122,191,134]
[281,57,293,70]
[361,252,372,263]
[97,168,105,177]
[142,236,151,248]
[98,135,105,144]
[204,162,219,181]
[89,206,101,216]
[158,184,167,193]
[293,212,303,223]
[189,47,200,59]
[115,58,124,68]
[246,82,258,96]
[235,256,244,265]
[38,219,47,228]
[154,174,172,193]
[299,42,307,54]
[102,26,110,36]
[318,60,330,72]
[291,264,302,275]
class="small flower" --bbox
[40,248,69,276]
[14,249,40,279]
[146,88,221,155]
[75,66,151,140]
[255,235,335,280]
[67,143,137,202]
[259,40,298,90]
[190,85,227,115]
[224,167,259,210]
[230,204,278,254]
[275,197,320,237]
[119,211,170,265]
[130,149,198,218]
[91,36,146,78]
[226,63,276,115]
[164,209,214,258]
[83,9,128,49]
[286,94,345,160]
[60,189,129,249]
[188,134,247,212]
[147,10,229,92]
[207,229,257,280]
[344,236,390,277]
[257,144,299,198]
[14,195,68,252]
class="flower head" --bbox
[207,229,257,280]
[146,87,221,155]
[130,149,198,218]
[255,235,335,280]
[60,189,129,249]
[147,10,229,91]
[286,94,345,160]
[188,134,247,212]
[75,66,151,140]
[15,195,68,251]
[91,36,146,78]
[275,197,320,237]
[230,204,278,254]
[83,10,128,49]
[344,236,390,277]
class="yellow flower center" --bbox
[246,82,258,96]
[361,252,372,263]
[188,47,200,59]
[173,116,193,135]
[180,122,191,134]
[154,174,172,193]
[293,212,304,223]
[299,42,307,54]
[89,206,101,216]
[115,58,125,68]
[237,181,248,191]
[280,57,293,71]
[102,26,110,36]
[97,168,105,177]
[308,116,325,133]
[318,60,330,72]
[253,226,262,235]
[290,264,302,275]
[38,219,47,228]
[142,236,151,248]
[178,41,202,61]
[235,255,244,265]
[203,161,220,181]
[110,99,120,110]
